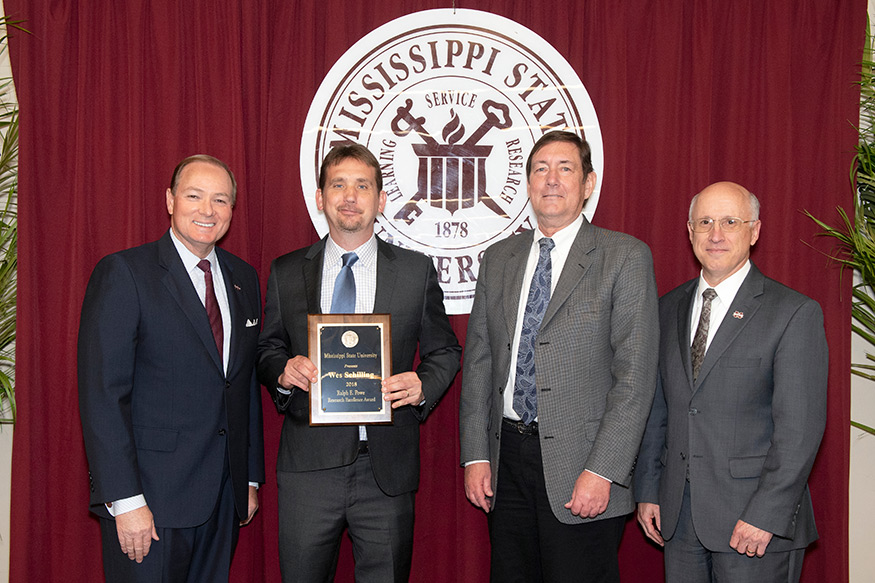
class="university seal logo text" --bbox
[301,9,603,314]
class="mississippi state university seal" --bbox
[301,9,603,314]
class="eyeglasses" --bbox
[688,217,758,233]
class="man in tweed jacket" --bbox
[459,131,659,582]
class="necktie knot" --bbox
[539,237,555,255]
[342,252,359,268]
[197,259,212,274]
[702,288,717,303]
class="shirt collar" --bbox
[535,214,583,248]
[325,234,378,268]
[169,228,219,272]
[697,259,751,300]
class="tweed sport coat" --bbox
[460,217,659,524]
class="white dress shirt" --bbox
[689,260,751,350]
[502,214,583,420]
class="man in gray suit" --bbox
[257,144,461,582]
[459,130,659,582]
[634,182,828,582]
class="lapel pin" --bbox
[733,311,743,319]
[234,284,241,291]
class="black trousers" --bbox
[488,422,625,583]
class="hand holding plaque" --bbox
[308,314,393,425]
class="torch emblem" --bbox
[391,99,512,224]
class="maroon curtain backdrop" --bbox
[6,1,862,581]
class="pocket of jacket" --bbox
[728,455,766,478]
[719,357,761,368]
[133,426,179,452]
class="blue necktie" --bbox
[513,237,555,425]
[330,252,358,313]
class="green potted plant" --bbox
[0,18,21,424]
[807,25,875,435]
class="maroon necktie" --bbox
[197,259,223,360]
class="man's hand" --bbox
[382,372,423,409]
[729,519,773,557]
[278,356,318,391]
[115,505,159,563]
[240,485,259,526]
[636,502,664,546]
[464,462,493,512]
[564,470,610,518]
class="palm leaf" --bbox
[806,23,875,436]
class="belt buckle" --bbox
[505,418,537,435]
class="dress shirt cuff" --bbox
[276,386,291,395]
[585,469,613,484]
[106,494,147,517]
[464,460,490,467]
[248,482,259,489]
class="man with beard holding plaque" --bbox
[257,144,461,582]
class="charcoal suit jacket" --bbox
[633,262,827,551]
[257,236,461,496]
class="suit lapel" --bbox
[541,220,593,330]
[373,239,398,314]
[675,280,697,388]
[217,250,250,379]
[158,233,224,373]
[502,233,532,342]
[304,239,327,314]
[692,265,764,391]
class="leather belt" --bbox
[502,417,538,435]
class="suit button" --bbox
[225,381,231,389]
[218,429,226,436]
[688,408,698,415]
[495,432,500,440]
[680,452,686,460]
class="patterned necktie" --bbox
[691,288,717,381]
[513,237,555,425]
[196,259,223,359]
[330,252,359,313]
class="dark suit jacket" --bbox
[460,218,660,524]
[78,232,265,527]
[634,263,827,552]
[256,237,461,496]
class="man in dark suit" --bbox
[634,182,828,582]
[257,144,461,582]
[459,130,659,582]
[78,155,265,582]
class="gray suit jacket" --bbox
[257,237,461,496]
[634,263,827,551]
[460,218,659,524]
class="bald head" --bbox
[687,181,761,286]
[689,182,759,222]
